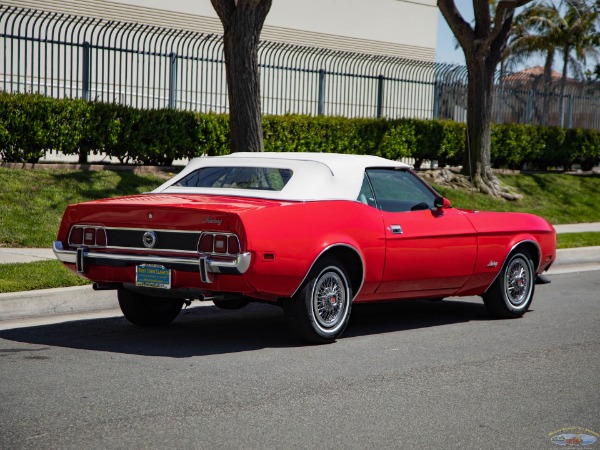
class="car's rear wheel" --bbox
[483,250,535,318]
[117,288,184,326]
[284,258,352,344]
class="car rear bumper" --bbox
[52,241,251,283]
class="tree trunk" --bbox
[558,45,569,128]
[461,58,520,200]
[438,0,531,200]
[541,50,554,127]
[211,0,272,153]
[462,57,504,196]
[78,149,89,164]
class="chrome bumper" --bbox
[52,241,251,283]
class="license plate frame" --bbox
[135,264,171,289]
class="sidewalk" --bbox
[553,223,600,234]
[0,247,55,264]
[1,223,599,323]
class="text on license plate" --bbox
[136,264,171,289]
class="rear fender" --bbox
[291,243,365,300]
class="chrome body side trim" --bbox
[53,241,251,278]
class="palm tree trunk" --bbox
[541,50,554,127]
[558,45,569,127]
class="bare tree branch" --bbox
[437,0,475,52]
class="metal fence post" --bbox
[377,75,384,118]
[566,95,574,129]
[82,41,90,101]
[169,52,177,109]
[318,69,325,115]
[496,87,504,124]
[526,91,534,124]
[433,83,439,120]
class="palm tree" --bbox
[506,0,600,126]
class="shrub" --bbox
[0,92,598,170]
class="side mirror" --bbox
[434,197,452,210]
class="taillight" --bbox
[214,235,227,254]
[227,236,240,254]
[199,234,214,253]
[198,233,241,255]
[95,228,107,246]
[69,227,84,245]
[68,225,107,247]
[83,228,96,245]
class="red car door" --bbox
[362,168,477,295]
[378,208,477,293]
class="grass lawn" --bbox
[432,173,600,225]
[0,260,90,293]
[556,232,600,249]
[0,168,167,247]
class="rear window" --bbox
[174,166,293,191]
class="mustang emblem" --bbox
[204,216,222,225]
[142,231,158,248]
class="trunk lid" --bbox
[71,193,289,232]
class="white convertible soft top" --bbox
[153,152,411,201]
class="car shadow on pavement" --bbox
[348,297,490,337]
[0,298,491,357]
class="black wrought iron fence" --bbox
[1,5,599,130]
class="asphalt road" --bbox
[1,271,598,450]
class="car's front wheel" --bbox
[118,288,184,326]
[483,250,535,318]
[284,258,352,344]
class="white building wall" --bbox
[3,0,437,61]
[109,0,438,60]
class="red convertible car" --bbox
[53,152,556,343]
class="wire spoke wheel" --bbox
[483,250,535,318]
[504,257,531,307]
[313,271,346,330]
[285,257,353,344]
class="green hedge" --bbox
[0,93,88,163]
[1,92,599,170]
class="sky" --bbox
[435,0,473,65]
[433,0,597,74]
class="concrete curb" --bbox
[555,246,600,265]
[0,285,118,321]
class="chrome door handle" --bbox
[387,225,403,234]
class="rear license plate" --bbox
[136,264,171,289]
